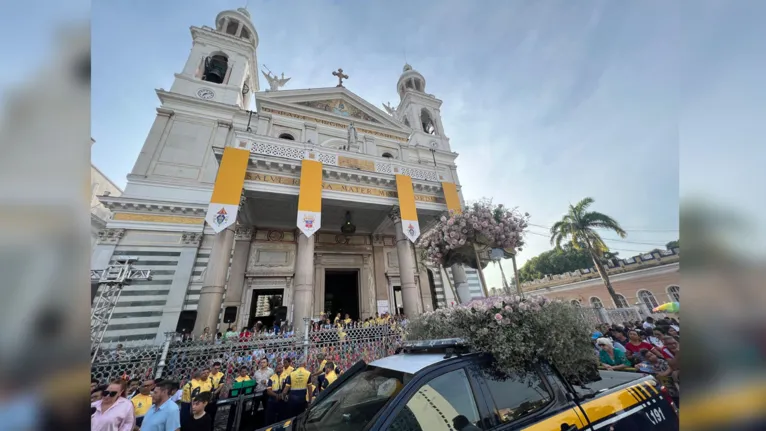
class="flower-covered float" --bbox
[405,294,599,383]
[417,199,529,270]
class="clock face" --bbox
[197,88,215,100]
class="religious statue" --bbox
[261,69,291,91]
[347,122,358,149]
[382,102,396,116]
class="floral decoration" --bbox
[417,199,530,268]
[405,295,598,382]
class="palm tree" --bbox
[550,197,627,306]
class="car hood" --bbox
[257,416,296,431]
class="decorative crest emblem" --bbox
[304,214,316,229]
[407,223,416,237]
[214,208,229,226]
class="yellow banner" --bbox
[297,159,323,237]
[205,147,250,233]
[442,182,462,214]
[395,174,420,242]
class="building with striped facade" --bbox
[92,7,476,345]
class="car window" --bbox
[300,365,410,431]
[387,368,485,431]
[479,366,551,424]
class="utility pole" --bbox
[90,257,151,363]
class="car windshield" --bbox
[297,365,413,431]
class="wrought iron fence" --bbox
[91,319,404,388]
[578,306,669,328]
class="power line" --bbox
[528,222,678,233]
[524,231,669,251]
[525,226,675,246]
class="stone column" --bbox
[390,207,420,318]
[91,228,124,269]
[361,254,376,319]
[219,225,252,329]
[451,264,472,304]
[292,233,315,334]
[418,265,435,312]
[193,226,235,335]
[155,232,202,343]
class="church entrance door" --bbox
[247,289,283,331]
[324,270,360,322]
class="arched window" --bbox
[240,27,250,40]
[638,290,659,309]
[202,52,229,84]
[667,285,680,302]
[420,108,437,135]
[278,133,295,141]
[381,152,394,159]
[226,20,239,35]
[613,293,629,308]
[590,297,604,309]
[570,299,581,307]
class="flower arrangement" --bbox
[417,199,530,269]
[405,295,599,383]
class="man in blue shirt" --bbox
[141,380,181,431]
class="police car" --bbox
[259,338,678,430]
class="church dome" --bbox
[215,8,258,48]
[397,64,426,99]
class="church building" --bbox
[92,7,484,345]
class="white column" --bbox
[292,233,315,333]
[154,232,202,343]
[391,207,421,318]
[193,226,235,335]
[219,226,252,329]
[451,263,472,304]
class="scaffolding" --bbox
[90,257,151,363]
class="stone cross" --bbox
[332,68,349,87]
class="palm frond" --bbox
[573,197,595,215]
[581,211,627,238]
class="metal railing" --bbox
[578,305,670,328]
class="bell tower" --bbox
[169,7,260,109]
[395,64,450,152]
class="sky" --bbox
[88,0,706,290]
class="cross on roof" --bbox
[332,68,349,88]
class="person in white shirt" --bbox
[642,316,655,330]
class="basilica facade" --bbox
[92,7,484,345]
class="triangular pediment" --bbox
[256,87,406,131]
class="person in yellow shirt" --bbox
[209,361,224,423]
[283,357,294,376]
[318,362,338,393]
[180,368,214,426]
[265,363,285,425]
[282,358,312,418]
[130,379,154,428]
[234,366,252,383]
[343,313,352,326]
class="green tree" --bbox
[666,240,679,250]
[550,197,627,305]
[518,243,592,282]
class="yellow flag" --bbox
[441,182,462,214]
[297,158,323,237]
[205,147,250,233]
[395,174,420,243]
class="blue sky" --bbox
[89,0,689,288]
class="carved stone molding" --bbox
[388,206,401,224]
[267,230,284,242]
[239,190,247,209]
[235,225,254,241]
[217,119,233,129]
[98,228,125,245]
[362,254,372,266]
[372,235,385,247]
[180,232,203,246]
[156,107,174,117]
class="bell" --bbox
[203,55,228,84]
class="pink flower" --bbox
[504,305,512,311]
[494,313,503,321]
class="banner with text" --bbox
[297,157,323,237]
[441,182,462,214]
[205,147,250,233]
[395,174,420,243]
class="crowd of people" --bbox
[91,352,349,431]
[593,315,680,405]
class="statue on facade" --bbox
[382,102,396,116]
[347,122,358,149]
[261,67,291,92]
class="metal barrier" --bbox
[579,306,670,328]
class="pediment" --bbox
[256,87,406,131]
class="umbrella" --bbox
[653,302,679,313]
